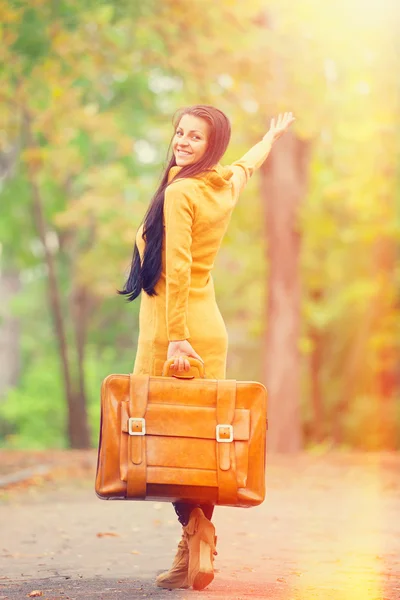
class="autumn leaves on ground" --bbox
[1,450,400,599]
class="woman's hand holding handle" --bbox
[167,340,204,372]
[263,112,295,145]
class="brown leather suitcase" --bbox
[95,357,267,507]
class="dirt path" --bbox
[0,451,399,599]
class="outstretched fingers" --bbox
[269,112,295,138]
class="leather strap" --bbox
[127,375,149,498]
[216,380,238,504]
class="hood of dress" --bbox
[167,163,233,189]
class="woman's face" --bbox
[173,113,210,167]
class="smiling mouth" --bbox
[176,149,192,156]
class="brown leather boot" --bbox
[184,507,217,591]
[155,529,190,589]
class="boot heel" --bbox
[199,540,213,573]
[193,541,214,591]
[186,508,216,591]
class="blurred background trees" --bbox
[1,0,399,451]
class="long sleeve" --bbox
[230,137,273,199]
[164,183,195,341]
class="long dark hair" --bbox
[117,105,231,301]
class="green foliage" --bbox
[0,352,67,449]
[0,343,137,449]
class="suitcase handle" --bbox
[161,357,205,379]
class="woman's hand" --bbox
[167,340,204,372]
[263,112,295,144]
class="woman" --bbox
[118,106,295,590]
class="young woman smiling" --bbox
[118,105,294,590]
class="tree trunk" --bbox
[309,290,324,443]
[70,282,92,422]
[0,268,21,400]
[24,114,90,449]
[260,132,311,453]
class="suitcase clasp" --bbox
[216,424,233,443]
[128,417,146,436]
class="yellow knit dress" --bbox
[132,137,272,379]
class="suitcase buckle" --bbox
[128,417,146,436]
[216,424,233,443]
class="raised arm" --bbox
[230,112,295,198]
